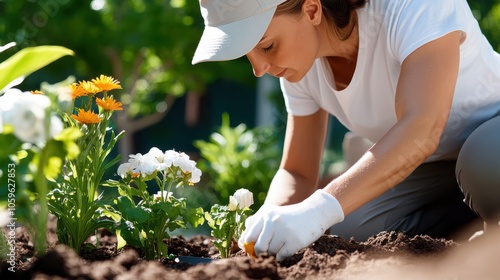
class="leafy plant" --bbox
[46,75,124,254]
[194,113,281,209]
[205,188,254,258]
[106,147,205,260]
[0,43,76,255]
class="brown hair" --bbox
[276,0,367,40]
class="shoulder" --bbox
[361,0,472,62]
[363,0,467,17]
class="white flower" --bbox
[153,191,173,202]
[228,188,254,211]
[147,147,164,160]
[128,152,157,177]
[160,149,202,184]
[189,167,202,184]
[0,88,62,144]
[117,162,132,178]
[119,148,202,185]
[168,151,202,181]
[164,149,178,161]
[146,147,174,171]
[172,152,192,171]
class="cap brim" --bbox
[192,7,277,65]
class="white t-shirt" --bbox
[281,0,500,162]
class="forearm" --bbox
[324,117,443,215]
[265,168,319,205]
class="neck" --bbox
[317,18,359,62]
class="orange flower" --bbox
[31,90,44,95]
[243,242,257,259]
[69,83,87,99]
[79,81,101,95]
[71,109,102,125]
[96,97,123,111]
[91,75,122,92]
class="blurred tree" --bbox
[468,0,500,51]
[0,0,255,157]
[1,0,500,159]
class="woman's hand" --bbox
[238,189,344,261]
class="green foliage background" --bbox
[1,0,500,211]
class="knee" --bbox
[456,116,500,221]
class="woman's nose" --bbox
[247,52,270,77]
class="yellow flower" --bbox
[69,83,87,99]
[71,109,102,125]
[31,90,44,95]
[96,97,123,111]
[91,75,122,92]
[79,81,101,96]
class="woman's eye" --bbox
[262,43,274,53]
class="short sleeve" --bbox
[387,0,469,62]
[280,77,320,116]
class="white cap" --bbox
[192,0,287,65]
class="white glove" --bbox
[238,189,344,261]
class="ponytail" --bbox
[322,0,367,39]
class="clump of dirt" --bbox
[2,218,500,280]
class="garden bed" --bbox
[1,217,500,280]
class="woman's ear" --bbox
[302,0,322,25]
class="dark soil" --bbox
[1,216,500,280]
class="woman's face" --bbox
[246,13,320,83]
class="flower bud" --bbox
[229,188,254,210]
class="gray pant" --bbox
[331,116,500,241]
[456,115,500,222]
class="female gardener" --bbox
[192,0,500,261]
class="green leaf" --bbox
[115,229,127,250]
[204,211,215,228]
[186,207,205,228]
[0,45,74,92]
[0,130,22,158]
[158,242,169,258]
[45,156,63,181]
[42,140,68,180]
[153,201,183,226]
[54,127,83,142]
[101,209,121,222]
[63,141,80,160]
[116,196,135,212]
[116,223,142,248]
[124,206,150,224]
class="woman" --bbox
[192,0,500,261]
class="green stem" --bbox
[34,147,50,256]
